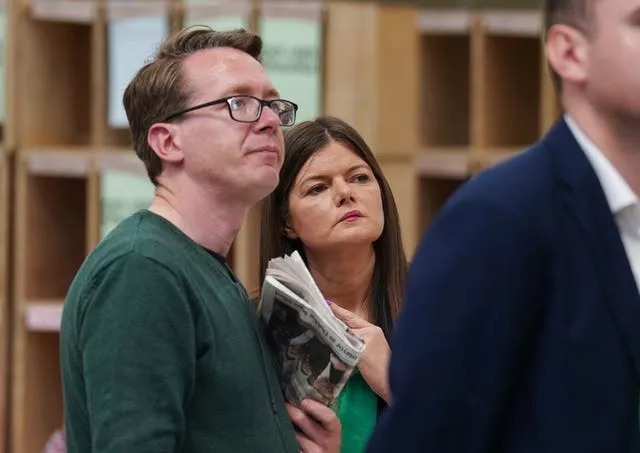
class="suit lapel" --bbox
[548,118,640,379]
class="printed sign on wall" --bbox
[183,0,250,32]
[259,3,323,124]
[107,1,170,129]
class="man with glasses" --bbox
[60,26,341,453]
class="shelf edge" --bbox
[417,10,471,34]
[30,0,96,24]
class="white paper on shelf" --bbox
[184,0,249,31]
[25,304,64,332]
[107,11,169,128]
[100,169,155,239]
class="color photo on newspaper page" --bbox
[258,251,366,407]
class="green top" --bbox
[332,368,379,453]
[60,210,299,453]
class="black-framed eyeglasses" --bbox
[161,95,299,126]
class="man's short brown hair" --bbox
[123,26,263,184]
[544,0,596,92]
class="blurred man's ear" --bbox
[545,24,590,86]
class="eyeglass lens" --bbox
[228,96,296,126]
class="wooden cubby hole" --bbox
[474,10,543,152]
[418,10,472,152]
[414,9,474,238]
[14,3,93,149]
[418,176,469,237]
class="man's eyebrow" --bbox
[220,84,280,98]
[265,86,280,98]
[220,83,252,96]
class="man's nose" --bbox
[257,104,282,129]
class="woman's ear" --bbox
[283,221,298,239]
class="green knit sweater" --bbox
[60,210,299,453]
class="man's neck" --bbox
[148,177,249,257]
[566,99,640,196]
[305,245,375,320]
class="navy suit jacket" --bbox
[366,118,640,452]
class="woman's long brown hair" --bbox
[258,116,407,340]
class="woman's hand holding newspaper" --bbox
[329,304,391,404]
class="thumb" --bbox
[330,304,369,329]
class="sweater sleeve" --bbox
[77,252,197,453]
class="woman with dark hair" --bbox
[259,115,408,452]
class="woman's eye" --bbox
[307,185,325,195]
[354,174,370,183]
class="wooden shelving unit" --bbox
[8,0,165,450]
[10,0,94,447]
[3,1,562,452]
[414,8,561,234]
[13,149,89,453]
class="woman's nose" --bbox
[334,180,354,205]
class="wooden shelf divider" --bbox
[324,2,420,256]
[0,146,9,453]
[1,0,10,449]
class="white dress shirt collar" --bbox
[564,114,639,215]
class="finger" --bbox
[287,402,325,442]
[300,399,342,434]
[295,432,321,453]
[330,304,370,329]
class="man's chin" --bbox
[244,171,280,202]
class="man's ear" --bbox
[545,24,590,86]
[147,122,184,164]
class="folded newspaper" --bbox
[258,251,366,407]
